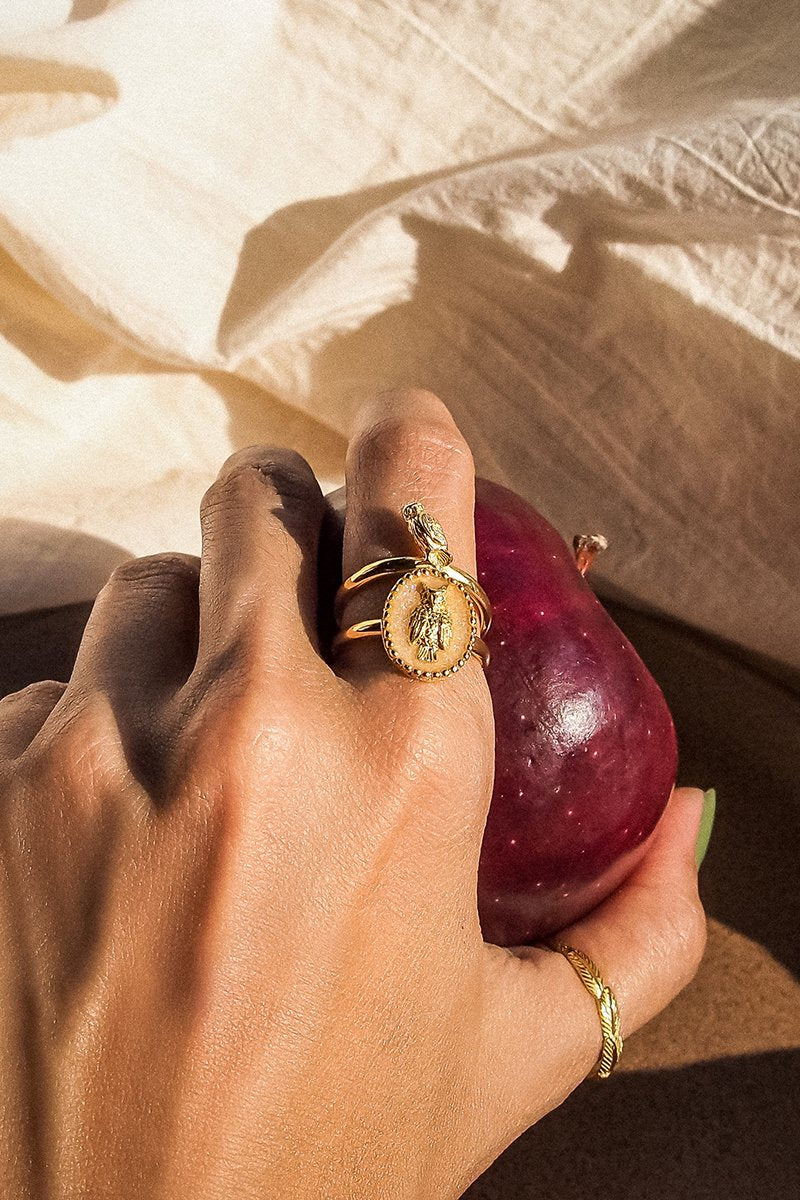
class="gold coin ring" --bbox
[331,620,490,673]
[332,501,491,681]
[335,555,492,634]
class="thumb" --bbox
[476,787,708,1142]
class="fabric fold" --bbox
[0,0,796,676]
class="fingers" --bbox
[57,448,329,721]
[192,447,328,683]
[336,388,481,687]
[0,681,66,759]
[63,553,200,709]
[478,788,707,1138]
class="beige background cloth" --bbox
[0,0,797,678]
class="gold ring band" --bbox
[545,941,623,1078]
[332,501,491,681]
[335,556,492,633]
[332,619,491,669]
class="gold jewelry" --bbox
[335,556,492,633]
[332,620,491,668]
[332,501,491,680]
[546,941,623,1078]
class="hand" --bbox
[0,389,707,1199]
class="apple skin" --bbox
[324,479,677,946]
[473,478,676,945]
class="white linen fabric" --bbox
[0,0,797,675]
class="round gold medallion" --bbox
[381,565,478,679]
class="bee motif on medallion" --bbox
[408,582,453,662]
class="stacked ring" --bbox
[331,501,492,680]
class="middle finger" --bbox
[336,387,486,696]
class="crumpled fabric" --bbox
[0,0,797,676]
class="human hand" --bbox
[0,388,707,1199]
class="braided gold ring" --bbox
[544,941,623,1078]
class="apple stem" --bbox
[573,533,608,575]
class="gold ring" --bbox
[335,556,492,634]
[332,620,491,669]
[332,501,491,681]
[544,941,623,1078]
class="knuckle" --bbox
[181,656,305,773]
[1,679,65,709]
[200,474,237,521]
[108,552,199,589]
[353,410,473,480]
[365,682,488,800]
[204,448,320,515]
[21,689,125,795]
[369,387,458,434]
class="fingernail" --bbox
[694,788,716,868]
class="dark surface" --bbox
[0,601,94,697]
[464,1050,800,1200]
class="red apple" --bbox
[473,478,676,945]
[324,479,677,946]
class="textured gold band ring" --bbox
[335,556,492,634]
[332,501,491,681]
[544,941,623,1078]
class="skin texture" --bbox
[0,389,707,1199]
